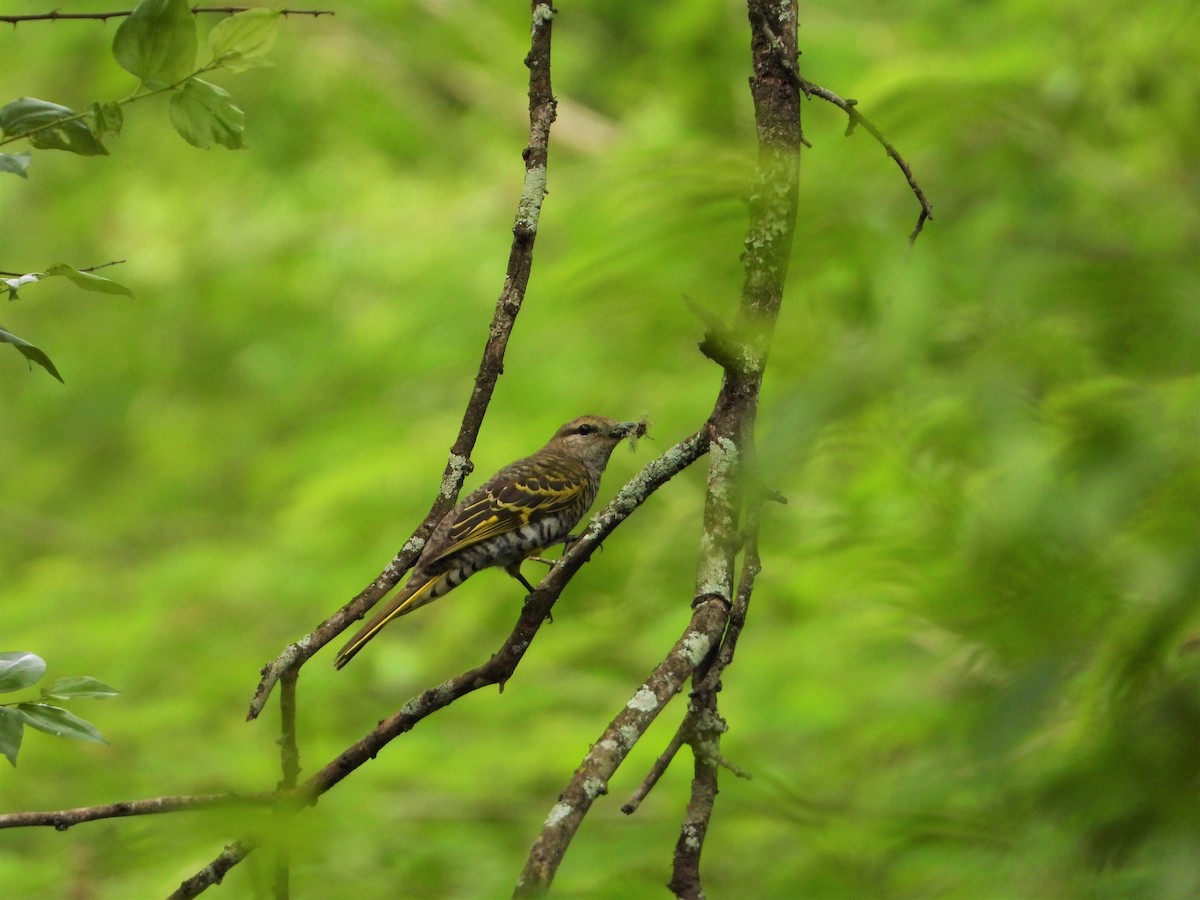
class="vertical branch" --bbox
[670,0,801,896]
[515,1,800,896]
[272,670,301,900]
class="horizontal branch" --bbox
[0,8,333,25]
[0,792,277,830]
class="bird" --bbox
[334,415,642,669]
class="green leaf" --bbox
[0,707,23,766]
[15,703,108,744]
[112,0,198,88]
[41,677,121,701]
[209,9,280,73]
[0,98,107,156]
[0,652,46,693]
[90,101,124,137]
[0,326,64,382]
[0,152,31,177]
[168,79,245,150]
[43,264,134,297]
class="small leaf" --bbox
[209,9,280,73]
[90,101,124,137]
[0,652,47,693]
[0,327,64,382]
[0,98,107,156]
[113,0,198,88]
[44,264,134,297]
[41,677,121,701]
[0,152,31,177]
[168,79,245,150]
[0,707,23,766]
[15,703,108,744]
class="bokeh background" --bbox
[2,1,1198,897]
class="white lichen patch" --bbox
[627,686,659,713]
[544,801,572,828]
[532,3,555,29]
[618,724,639,749]
[582,777,607,799]
[597,738,619,754]
[681,631,712,667]
[442,454,471,500]
[693,530,732,599]
[517,164,548,231]
[398,535,426,559]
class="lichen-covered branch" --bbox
[664,4,802,896]
[165,429,710,897]
[246,0,559,721]
[514,597,730,898]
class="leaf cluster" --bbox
[0,1,281,379]
[0,652,119,767]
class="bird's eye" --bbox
[576,423,595,435]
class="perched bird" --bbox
[334,415,642,669]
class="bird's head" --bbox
[548,415,646,468]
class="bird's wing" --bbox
[426,464,587,567]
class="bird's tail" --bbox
[333,574,443,669]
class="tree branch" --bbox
[167,428,710,897]
[0,8,333,25]
[514,595,732,898]
[797,77,933,245]
[246,0,559,721]
[0,793,277,830]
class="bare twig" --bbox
[246,0,559,721]
[621,721,687,815]
[0,260,126,278]
[0,793,278,830]
[0,8,333,25]
[797,77,933,245]
[169,839,259,900]
[273,669,300,900]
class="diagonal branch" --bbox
[246,0,559,721]
[514,594,731,898]
[166,428,710,898]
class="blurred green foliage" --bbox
[2,1,1198,897]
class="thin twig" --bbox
[621,720,686,815]
[273,670,300,900]
[797,77,933,245]
[169,839,259,900]
[246,0,559,721]
[0,260,126,278]
[0,8,332,25]
[0,793,278,830]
